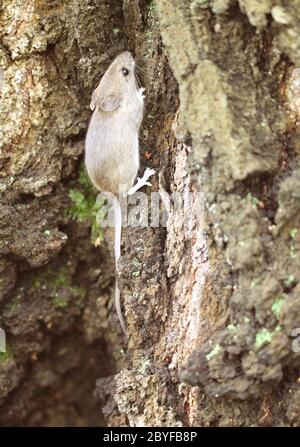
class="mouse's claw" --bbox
[144,168,156,178]
[128,168,156,195]
[142,168,156,183]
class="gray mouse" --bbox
[85,51,155,333]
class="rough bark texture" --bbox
[1,0,300,427]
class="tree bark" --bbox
[1,0,300,427]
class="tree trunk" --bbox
[1,0,300,427]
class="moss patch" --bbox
[32,267,86,308]
[69,168,104,245]
[0,344,12,363]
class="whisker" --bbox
[136,65,148,75]
[135,72,142,88]
[135,63,146,70]
[136,71,149,81]
[95,68,107,84]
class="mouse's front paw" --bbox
[138,87,145,99]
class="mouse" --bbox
[85,50,155,334]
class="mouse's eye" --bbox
[122,67,129,77]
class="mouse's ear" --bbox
[90,78,123,112]
[100,94,123,112]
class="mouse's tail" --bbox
[113,197,126,334]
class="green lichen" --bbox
[255,328,273,347]
[145,30,153,44]
[138,356,151,374]
[69,168,104,245]
[255,326,281,348]
[191,0,211,10]
[227,324,238,340]
[290,228,298,240]
[206,343,221,361]
[251,278,259,288]
[145,0,158,56]
[247,192,260,209]
[271,295,285,319]
[290,244,297,259]
[147,0,156,18]
[286,275,295,286]
[289,228,298,258]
